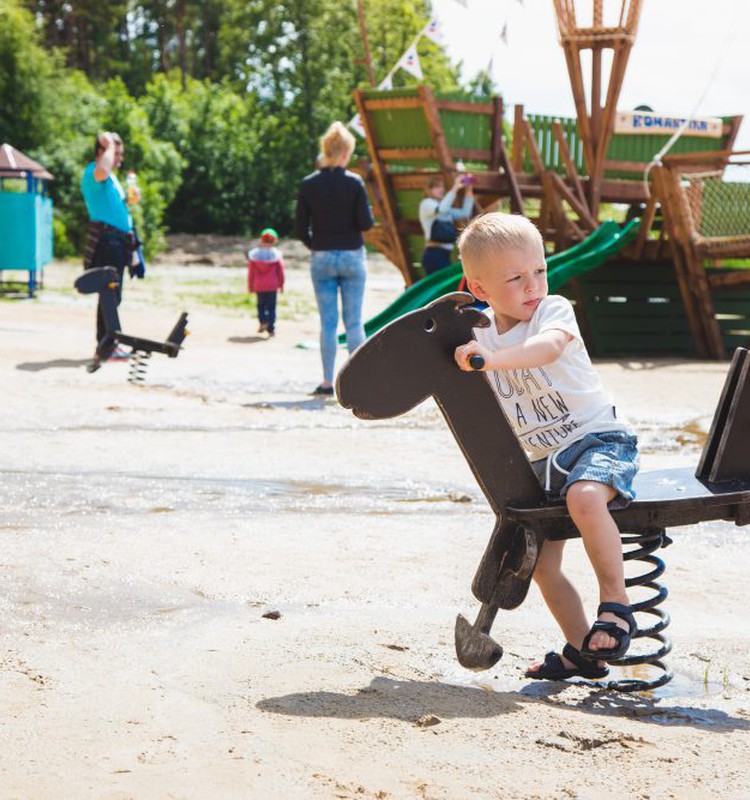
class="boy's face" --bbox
[465,240,548,333]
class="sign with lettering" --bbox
[614,110,723,138]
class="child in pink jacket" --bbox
[247,228,285,336]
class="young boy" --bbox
[453,212,639,681]
[247,228,285,337]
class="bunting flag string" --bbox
[397,41,424,80]
[350,0,528,138]
[348,113,366,138]
[422,17,443,44]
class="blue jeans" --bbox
[531,431,639,510]
[256,291,277,332]
[310,248,367,383]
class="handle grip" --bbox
[469,354,485,370]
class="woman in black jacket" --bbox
[295,122,374,395]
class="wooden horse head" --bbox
[336,292,546,516]
[336,292,489,420]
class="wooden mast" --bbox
[553,0,643,217]
[356,0,377,87]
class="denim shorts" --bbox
[531,431,639,510]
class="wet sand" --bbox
[2,243,750,799]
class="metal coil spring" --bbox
[127,350,151,384]
[603,527,673,693]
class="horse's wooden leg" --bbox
[456,523,545,671]
[470,518,544,610]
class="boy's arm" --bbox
[455,328,571,372]
[277,257,285,292]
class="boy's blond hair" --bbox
[458,212,543,276]
[319,121,356,166]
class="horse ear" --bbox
[423,291,490,327]
[450,292,491,329]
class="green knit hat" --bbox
[260,228,279,244]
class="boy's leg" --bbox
[566,480,630,653]
[267,291,277,334]
[257,293,265,323]
[530,539,593,664]
[257,292,268,330]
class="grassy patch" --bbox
[188,289,316,319]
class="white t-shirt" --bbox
[418,191,474,251]
[473,295,632,462]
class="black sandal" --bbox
[524,642,609,681]
[580,602,637,662]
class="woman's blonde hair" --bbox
[319,121,356,166]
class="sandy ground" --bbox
[1,240,750,800]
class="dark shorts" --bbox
[421,246,452,275]
[531,431,639,510]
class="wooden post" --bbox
[551,119,595,229]
[652,165,724,359]
[632,191,658,260]
[356,0,376,87]
[353,89,417,285]
[552,1,643,217]
[419,85,456,185]
[512,104,526,173]
[492,97,524,214]
[524,120,571,247]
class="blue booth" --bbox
[0,143,54,297]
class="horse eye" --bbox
[423,318,436,333]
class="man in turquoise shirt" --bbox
[80,131,137,364]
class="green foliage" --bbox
[0,0,60,149]
[365,0,459,91]
[7,0,480,250]
[97,77,184,255]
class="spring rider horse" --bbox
[336,292,750,692]
[75,267,189,383]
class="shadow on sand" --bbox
[228,335,267,344]
[16,358,91,372]
[258,675,750,731]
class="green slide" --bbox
[340,219,640,343]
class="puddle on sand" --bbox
[638,419,707,454]
[449,666,736,725]
[0,469,483,521]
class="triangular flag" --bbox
[378,74,394,91]
[397,42,423,81]
[499,21,508,44]
[349,114,366,138]
[423,18,443,44]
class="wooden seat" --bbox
[74,267,189,379]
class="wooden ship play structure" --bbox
[353,0,750,360]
